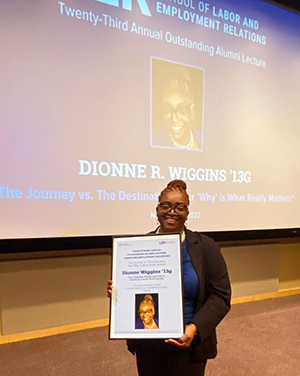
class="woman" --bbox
[152,65,203,151]
[136,294,159,330]
[107,179,231,376]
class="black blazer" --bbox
[127,229,231,362]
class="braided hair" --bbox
[158,180,190,205]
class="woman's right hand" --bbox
[107,280,113,298]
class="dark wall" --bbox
[271,0,300,11]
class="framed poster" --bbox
[109,233,183,339]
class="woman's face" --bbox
[163,85,195,142]
[139,301,155,326]
[156,190,189,233]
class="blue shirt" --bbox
[182,239,199,325]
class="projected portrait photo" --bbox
[151,58,204,151]
[135,293,159,330]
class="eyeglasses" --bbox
[158,201,188,213]
[163,103,193,120]
[139,309,154,316]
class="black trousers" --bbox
[135,341,207,376]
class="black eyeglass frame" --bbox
[158,201,189,213]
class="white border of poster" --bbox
[109,233,184,339]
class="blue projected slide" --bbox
[1,0,300,238]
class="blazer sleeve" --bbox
[191,235,231,343]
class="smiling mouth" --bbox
[166,216,178,224]
[171,125,183,132]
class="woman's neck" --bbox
[144,320,156,329]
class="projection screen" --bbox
[1,0,300,241]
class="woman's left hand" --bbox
[165,323,197,348]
